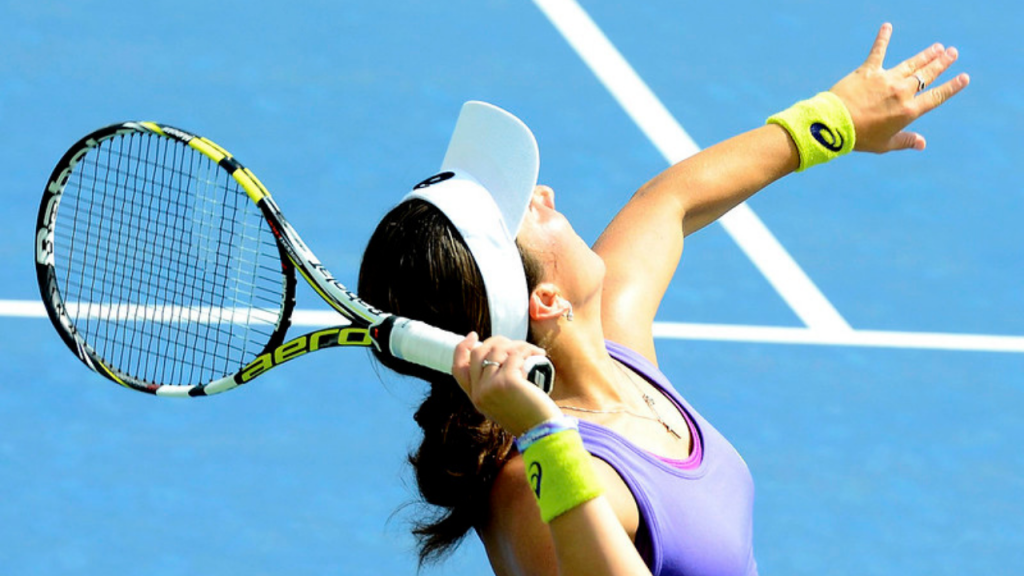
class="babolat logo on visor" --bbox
[810,123,844,152]
[414,171,455,190]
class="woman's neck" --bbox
[542,309,628,408]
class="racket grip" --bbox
[381,317,555,394]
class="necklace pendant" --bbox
[665,424,683,439]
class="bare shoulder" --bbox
[478,453,640,576]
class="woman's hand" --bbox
[831,22,970,153]
[451,333,562,436]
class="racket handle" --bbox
[378,316,555,394]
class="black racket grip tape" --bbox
[523,356,555,394]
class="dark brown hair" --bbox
[358,199,541,565]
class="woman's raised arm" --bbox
[596,23,970,362]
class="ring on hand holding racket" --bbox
[35,122,555,397]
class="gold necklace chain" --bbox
[557,362,682,439]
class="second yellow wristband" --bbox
[767,91,856,171]
[521,428,603,523]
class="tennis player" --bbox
[358,24,968,576]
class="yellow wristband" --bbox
[521,429,603,523]
[767,91,856,171]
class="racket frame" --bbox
[36,122,554,397]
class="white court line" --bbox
[1,299,47,318]
[7,300,1023,353]
[653,322,1024,354]
[532,0,852,333]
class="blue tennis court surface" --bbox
[2,1,1021,574]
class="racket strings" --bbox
[54,131,287,386]
[76,319,264,371]
[54,233,283,306]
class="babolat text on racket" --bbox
[35,122,554,397]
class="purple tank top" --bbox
[576,342,758,576]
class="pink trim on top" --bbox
[652,405,703,471]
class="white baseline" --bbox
[6,300,1023,353]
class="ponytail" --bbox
[358,199,541,565]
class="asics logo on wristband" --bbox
[810,123,845,152]
[528,462,543,498]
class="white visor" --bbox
[402,101,539,340]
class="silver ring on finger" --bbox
[912,73,926,93]
[481,359,501,369]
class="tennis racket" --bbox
[34,122,554,397]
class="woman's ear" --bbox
[529,283,571,322]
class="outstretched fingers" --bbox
[908,46,970,112]
[892,42,945,79]
[887,131,927,153]
[837,23,971,154]
[864,23,893,69]
[919,72,971,115]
